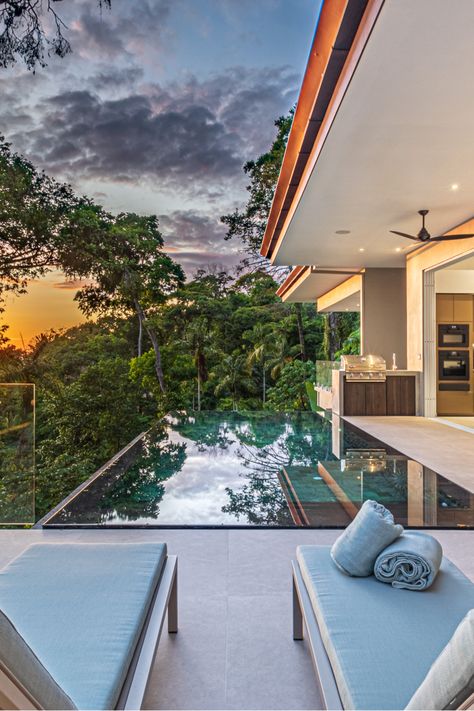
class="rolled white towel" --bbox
[331,500,404,577]
[374,531,442,591]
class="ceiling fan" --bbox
[390,210,474,243]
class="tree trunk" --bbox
[294,303,307,361]
[328,312,344,360]
[134,299,166,393]
[137,313,143,357]
[197,373,201,411]
[147,326,166,393]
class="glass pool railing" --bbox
[315,360,340,391]
[0,383,35,525]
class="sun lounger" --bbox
[292,545,474,710]
[0,542,177,710]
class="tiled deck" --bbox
[435,416,474,434]
[344,415,474,493]
[0,528,473,710]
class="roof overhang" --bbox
[262,0,474,268]
[277,266,360,303]
[317,274,362,312]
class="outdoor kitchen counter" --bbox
[385,370,420,376]
[332,370,421,417]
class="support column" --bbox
[423,270,437,417]
[361,268,407,368]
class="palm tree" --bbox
[214,353,254,411]
[181,318,211,411]
[246,323,276,405]
[267,335,300,380]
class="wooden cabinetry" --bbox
[365,382,387,415]
[344,376,416,416]
[386,376,416,415]
[437,294,454,322]
[437,293,473,322]
[343,382,366,415]
[436,292,474,415]
[454,294,473,322]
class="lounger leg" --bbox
[293,574,304,641]
[168,563,178,633]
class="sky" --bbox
[0,0,321,345]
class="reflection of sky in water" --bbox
[45,412,474,528]
[153,422,286,524]
[156,442,244,524]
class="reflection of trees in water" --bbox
[98,438,187,522]
[170,410,290,453]
[54,411,338,526]
[56,425,186,524]
[169,411,234,452]
[379,461,408,501]
[224,412,335,525]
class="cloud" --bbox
[159,209,242,275]
[53,278,91,290]
[90,66,144,92]
[10,65,296,200]
[64,0,175,62]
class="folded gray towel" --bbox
[331,500,404,577]
[374,531,443,591]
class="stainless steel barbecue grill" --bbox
[340,354,386,382]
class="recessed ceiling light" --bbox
[451,183,459,191]
[395,247,402,252]
[335,229,351,235]
[359,247,365,252]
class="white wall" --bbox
[435,270,474,293]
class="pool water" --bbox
[43,411,474,528]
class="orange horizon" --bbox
[2,271,87,348]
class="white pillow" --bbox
[406,609,474,710]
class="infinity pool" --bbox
[42,411,474,528]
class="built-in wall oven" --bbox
[438,350,470,382]
[438,324,469,348]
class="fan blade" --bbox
[389,230,419,241]
[431,234,474,242]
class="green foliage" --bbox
[221,113,293,262]
[0,111,362,523]
[335,326,361,358]
[0,136,78,307]
[266,360,316,411]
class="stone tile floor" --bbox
[0,528,472,710]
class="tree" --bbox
[221,113,293,277]
[267,334,299,379]
[266,360,316,411]
[322,311,360,360]
[213,353,254,411]
[71,211,185,393]
[182,317,210,411]
[0,0,111,70]
[0,136,79,307]
[245,322,278,405]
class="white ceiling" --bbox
[273,0,474,267]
